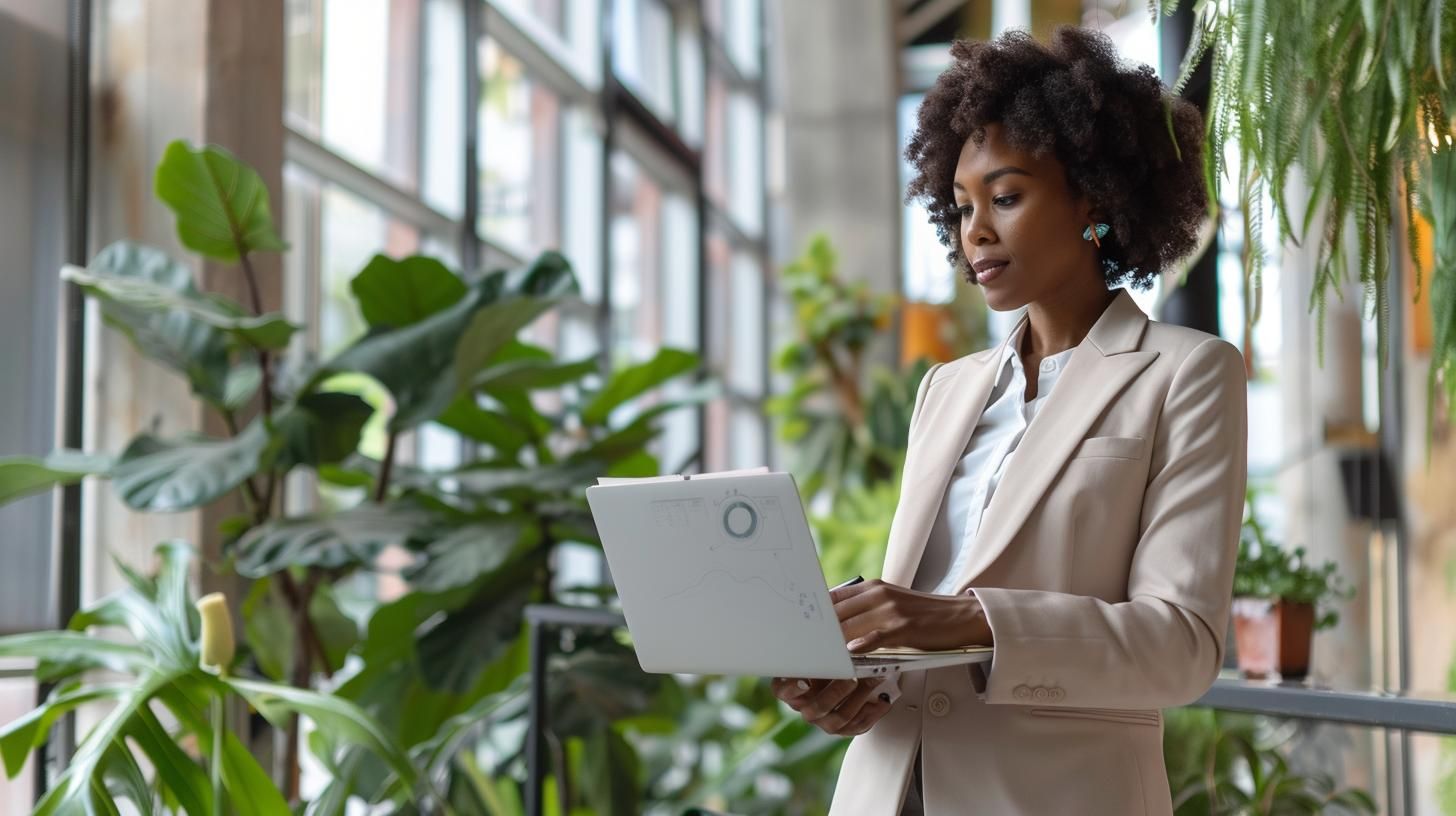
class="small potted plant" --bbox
[1230,489,1355,680]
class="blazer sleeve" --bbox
[967,337,1248,710]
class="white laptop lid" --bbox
[585,473,856,679]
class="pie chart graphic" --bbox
[721,499,759,540]
[711,493,789,551]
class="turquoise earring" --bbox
[1082,222,1110,248]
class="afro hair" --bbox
[904,26,1208,289]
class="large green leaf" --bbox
[110,427,268,512]
[33,673,175,816]
[546,640,660,738]
[434,397,530,457]
[66,258,298,351]
[71,242,231,402]
[0,632,152,678]
[580,727,641,816]
[581,348,699,426]
[153,140,288,260]
[444,461,601,499]
[232,502,437,577]
[320,252,575,432]
[224,677,419,789]
[416,561,537,693]
[0,684,126,777]
[403,521,537,593]
[472,356,599,395]
[266,392,375,471]
[123,706,214,816]
[155,683,292,816]
[0,451,111,506]
[351,255,469,329]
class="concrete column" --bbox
[773,0,900,297]
[85,0,284,603]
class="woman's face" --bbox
[953,123,1100,312]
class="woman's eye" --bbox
[956,204,972,217]
[993,195,1018,207]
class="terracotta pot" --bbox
[1231,597,1315,680]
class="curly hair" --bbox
[904,26,1208,290]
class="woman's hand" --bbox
[832,579,993,653]
[771,676,895,736]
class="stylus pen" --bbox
[830,575,864,591]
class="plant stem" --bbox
[210,694,225,816]
[280,569,322,803]
[238,251,275,419]
[375,431,399,503]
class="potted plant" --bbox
[1230,489,1355,680]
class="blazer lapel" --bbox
[945,290,1158,593]
[881,326,1021,587]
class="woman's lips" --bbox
[976,261,1009,284]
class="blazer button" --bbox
[1013,685,1032,701]
[1050,688,1066,702]
[928,692,951,717]
[1032,687,1049,702]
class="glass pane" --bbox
[676,6,705,147]
[608,150,700,470]
[899,92,956,304]
[728,252,764,396]
[1407,732,1456,813]
[729,403,766,469]
[0,0,67,634]
[479,37,563,255]
[319,187,421,355]
[612,0,676,123]
[562,108,604,304]
[705,0,760,78]
[491,0,603,83]
[726,91,763,236]
[608,150,663,366]
[0,675,35,808]
[422,0,466,218]
[286,0,423,190]
[704,72,729,210]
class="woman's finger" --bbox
[770,677,815,702]
[797,679,859,722]
[807,680,881,734]
[839,695,893,736]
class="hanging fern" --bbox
[1154,0,1455,426]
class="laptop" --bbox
[584,468,993,680]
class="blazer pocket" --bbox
[1070,435,1145,460]
[1028,706,1161,727]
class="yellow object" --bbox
[900,301,953,366]
[195,592,236,673]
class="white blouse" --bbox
[910,322,1077,595]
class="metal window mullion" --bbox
[462,0,482,274]
[44,0,95,800]
[285,129,462,248]
[694,0,711,474]
[755,0,770,467]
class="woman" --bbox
[771,27,1246,815]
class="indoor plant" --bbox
[0,139,708,813]
[1230,490,1355,679]
[1156,0,1455,431]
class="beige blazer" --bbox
[829,290,1247,815]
